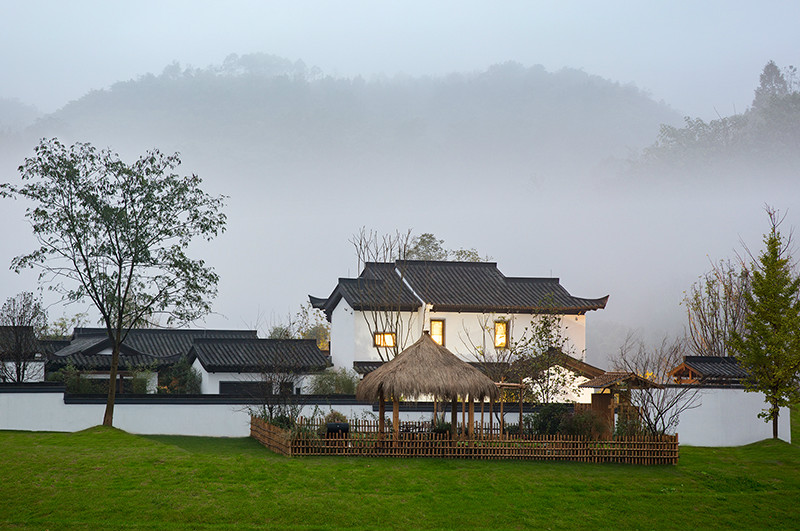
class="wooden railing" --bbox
[250,417,679,465]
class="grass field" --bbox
[1,411,798,530]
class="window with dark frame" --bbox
[430,319,445,346]
[373,332,396,348]
[494,320,508,348]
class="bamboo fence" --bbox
[250,417,679,465]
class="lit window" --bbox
[494,321,508,348]
[430,319,445,346]
[374,332,396,348]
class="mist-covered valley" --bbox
[1,53,797,369]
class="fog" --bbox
[1,2,798,369]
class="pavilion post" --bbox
[468,395,475,439]
[500,395,504,438]
[489,398,494,438]
[393,397,400,448]
[378,390,385,446]
[519,379,524,435]
[450,398,457,439]
[480,400,485,439]
[461,399,466,438]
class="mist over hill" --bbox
[0,54,795,369]
[8,54,679,188]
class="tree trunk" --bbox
[773,408,779,439]
[103,342,121,426]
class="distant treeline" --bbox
[3,55,795,187]
[3,53,678,186]
[631,60,800,180]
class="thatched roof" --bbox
[356,333,500,402]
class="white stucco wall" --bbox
[193,359,314,395]
[673,387,791,446]
[342,308,587,365]
[330,298,356,370]
[425,310,586,362]
[0,389,253,436]
[0,386,791,444]
[351,307,423,364]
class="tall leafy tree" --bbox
[731,208,800,439]
[1,138,226,425]
[753,60,789,110]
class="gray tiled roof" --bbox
[49,328,259,371]
[311,261,607,318]
[190,338,329,373]
[673,356,749,381]
[70,328,258,358]
[400,261,608,313]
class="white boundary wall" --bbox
[674,387,791,446]
[0,385,792,445]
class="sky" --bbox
[2,1,799,118]
[1,1,799,368]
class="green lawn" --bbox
[0,415,798,531]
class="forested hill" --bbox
[629,60,800,185]
[3,54,679,188]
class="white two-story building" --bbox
[310,260,608,396]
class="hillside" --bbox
[7,54,679,189]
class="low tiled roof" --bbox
[48,328,259,371]
[69,328,257,358]
[311,261,607,319]
[190,338,329,373]
[47,349,172,371]
[353,361,384,375]
[578,371,663,390]
[670,356,749,383]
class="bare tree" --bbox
[254,343,308,426]
[461,306,581,405]
[460,313,516,383]
[349,227,418,361]
[685,258,750,357]
[0,292,48,382]
[614,335,701,436]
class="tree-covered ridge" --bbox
[636,61,800,177]
[28,54,677,181]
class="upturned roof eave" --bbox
[429,295,608,315]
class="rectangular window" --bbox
[494,321,508,348]
[374,332,396,348]
[430,319,445,346]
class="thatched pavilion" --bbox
[356,333,500,441]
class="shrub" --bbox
[270,414,295,430]
[308,368,359,394]
[559,409,606,438]
[157,357,201,394]
[324,410,348,424]
[317,410,349,436]
[532,403,571,435]
[432,419,451,434]
[615,408,644,437]
[47,363,106,394]
[130,364,155,394]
